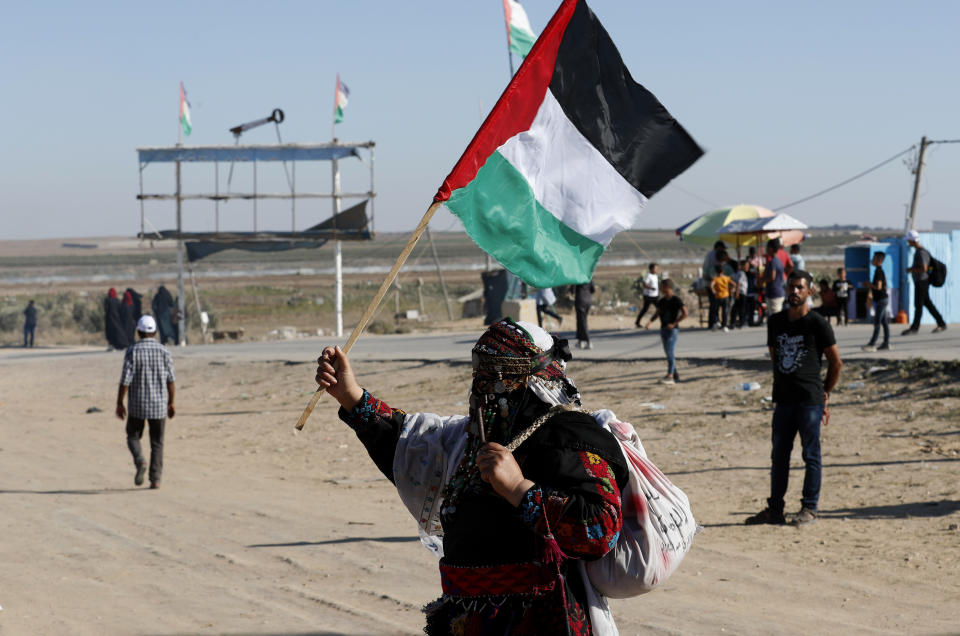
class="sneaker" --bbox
[788,507,817,525]
[149,481,160,489]
[723,327,730,333]
[673,371,680,383]
[877,343,891,351]
[660,375,675,385]
[902,328,918,336]
[585,341,593,349]
[932,325,947,334]
[134,463,146,486]
[861,344,877,352]
[744,507,785,525]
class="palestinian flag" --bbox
[334,74,350,124]
[436,0,703,287]
[179,82,192,137]
[503,0,536,59]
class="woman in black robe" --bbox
[103,288,129,350]
[151,285,175,345]
[315,318,628,635]
[125,288,143,322]
[120,290,137,345]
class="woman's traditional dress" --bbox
[339,388,627,635]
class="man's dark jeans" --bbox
[769,404,823,513]
[868,299,890,346]
[910,279,946,330]
[706,286,718,328]
[575,302,591,344]
[659,327,678,375]
[127,416,165,483]
[635,296,657,326]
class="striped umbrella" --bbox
[676,204,776,247]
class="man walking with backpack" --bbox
[902,230,947,335]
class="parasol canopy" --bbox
[675,204,776,247]
[715,212,807,247]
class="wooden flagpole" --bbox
[295,200,444,430]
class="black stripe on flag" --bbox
[549,0,703,199]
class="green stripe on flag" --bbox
[334,105,345,124]
[445,150,603,288]
[509,25,536,58]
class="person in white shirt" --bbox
[535,287,563,328]
[634,263,660,327]
[790,244,806,273]
[731,259,749,328]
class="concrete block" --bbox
[501,298,538,324]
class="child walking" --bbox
[644,279,688,384]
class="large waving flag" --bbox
[436,0,703,287]
[179,82,192,137]
[334,74,350,124]
[503,0,536,58]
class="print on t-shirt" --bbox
[776,333,807,374]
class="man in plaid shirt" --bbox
[116,315,176,489]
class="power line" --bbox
[773,145,917,212]
[669,183,721,209]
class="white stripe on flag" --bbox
[497,90,648,246]
[507,0,533,33]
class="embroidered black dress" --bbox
[340,390,628,636]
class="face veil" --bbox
[468,318,578,443]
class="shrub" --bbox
[0,307,19,332]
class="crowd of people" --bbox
[519,229,948,387]
[696,238,804,331]
[16,285,181,349]
[103,285,180,350]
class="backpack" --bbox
[588,410,698,597]
[928,256,947,288]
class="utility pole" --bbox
[905,135,931,231]
[332,156,343,338]
[175,155,186,346]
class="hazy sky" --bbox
[2,0,958,240]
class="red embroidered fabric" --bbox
[521,450,623,559]
[439,561,556,598]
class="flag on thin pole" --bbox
[179,82,192,137]
[334,74,350,124]
[503,0,536,59]
[436,0,703,288]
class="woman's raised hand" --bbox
[316,346,364,411]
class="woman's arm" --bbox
[517,449,623,560]
[316,346,364,410]
[317,346,405,482]
[474,428,623,560]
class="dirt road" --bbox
[1,338,958,635]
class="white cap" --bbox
[516,320,554,352]
[137,315,157,334]
[905,229,920,242]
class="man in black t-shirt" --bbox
[746,270,843,526]
[862,251,891,351]
[644,279,687,384]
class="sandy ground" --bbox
[1,325,959,635]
